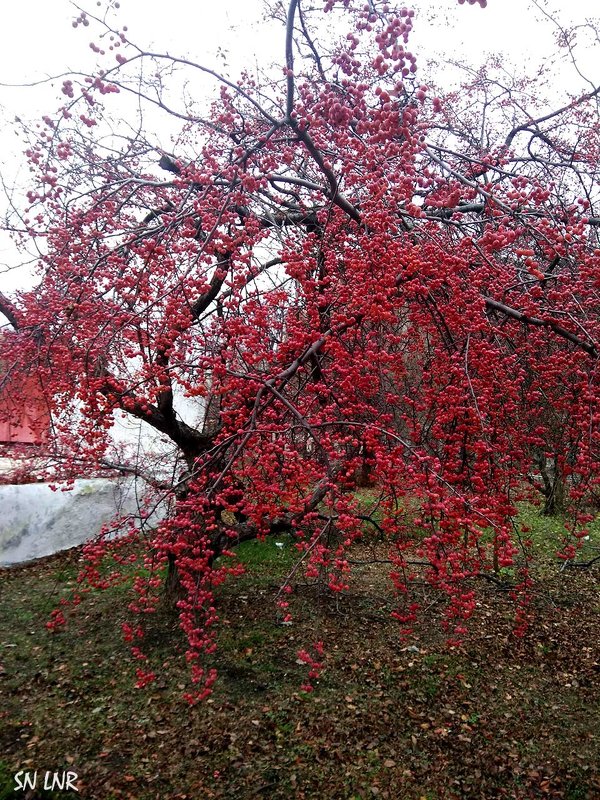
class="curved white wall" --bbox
[0,477,168,566]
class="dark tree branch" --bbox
[483,296,598,358]
[504,86,600,150]
[98,375,212,459]
[293,126,362,223]
[158,153,181,174]
[285,0,300,121]
[562,554,600,569]
[0,292,20,330]
[189,252,231,320]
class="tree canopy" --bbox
[1,0,599,698]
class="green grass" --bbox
[235,534,296,572]
[518,501,600,553]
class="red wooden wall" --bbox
[0,373,50,445]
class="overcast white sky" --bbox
[1,0,596,89]
[0,0,598,296]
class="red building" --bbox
[0,371,50,445]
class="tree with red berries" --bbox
[1,0,599,697]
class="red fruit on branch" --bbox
[1,0,599,700]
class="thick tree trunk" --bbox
[354,444,376,488]
[161,474,330,603]
[540,455,566,516]
[164,552,185,608]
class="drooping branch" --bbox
[483,296,598,358]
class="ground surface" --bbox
[1,511,599,800]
